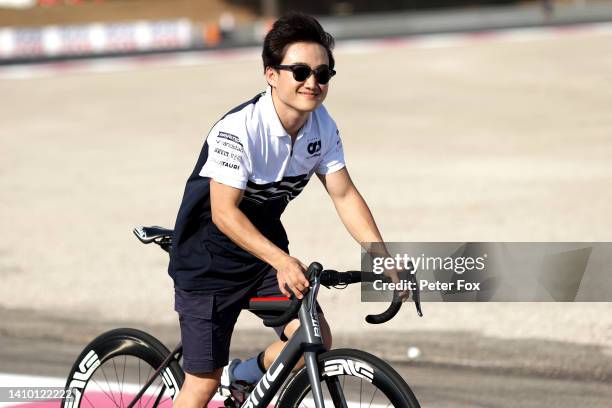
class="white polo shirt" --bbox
[200,86,345,206]
[169,87,345,290]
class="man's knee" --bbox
[175,370,222,408]
[282,319,300,339]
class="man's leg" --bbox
[175,287,243,406]
[227,267,332,385]
[262,314,332,369]
[225,313,331,390]
[174,370,221,408]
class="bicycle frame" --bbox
[125,342,183,408]
[127,272,336,408]
[238,273,329,408]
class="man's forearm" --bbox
[212,207,288,268]
[333,186,387,251]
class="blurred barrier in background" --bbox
[0,19,194,59]
[1,0,612,64]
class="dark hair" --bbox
[262,12,335,71]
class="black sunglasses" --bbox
[274,64,336,85]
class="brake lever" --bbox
[409,271,423,317]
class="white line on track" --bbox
[1,22,611,80]
[0,373,394,407]
[0,373,226,407]
[0,373,64,407]
[0,373,65,388]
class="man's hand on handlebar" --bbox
[383,267,411,302]
[275,256,310,299]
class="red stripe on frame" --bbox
[249,297,290,302]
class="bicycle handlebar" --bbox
[341,269,423,324]
[262,262,323,328]
[261,263,423,328]
[366,294,403,324]
[133,227,424,323]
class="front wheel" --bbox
[276,348,420,408]
[62,328,184,408]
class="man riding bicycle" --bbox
[168,12,401,408]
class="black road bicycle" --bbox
[62,226,423,408]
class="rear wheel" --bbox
[276,348,420,408]
[62,328,184,408]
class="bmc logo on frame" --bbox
[242,362,285,408]
[307,140,321,155]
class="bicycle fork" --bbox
[299,273,338,408]
[302,333,350,406]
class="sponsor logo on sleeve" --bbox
[213,158,240,170]
[220,140,243,152]
[217,131,243,146]
[212,140,243,171]
[214,147,229,157]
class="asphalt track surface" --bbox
[1,333,612,407]
[1,24,612,406]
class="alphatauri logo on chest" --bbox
[307,139,322,156]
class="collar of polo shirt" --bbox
[263,86,313,138]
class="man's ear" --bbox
[265,66,277,88]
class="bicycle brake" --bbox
[409,271,423,317]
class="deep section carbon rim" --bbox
[276,349,420,408]
[63,328,183,408]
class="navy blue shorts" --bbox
[174,266,323,374]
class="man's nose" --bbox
[304,72,318,88]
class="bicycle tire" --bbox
[276,348,420,408]
[62,328,184,408]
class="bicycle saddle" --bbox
[133,225,173,244]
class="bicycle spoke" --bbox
[142,378,164,407]
[66,330,184,408]
[98,365,121,407]
[368,387,379,408]
[325,375,349,408]
[120,355,127,406]
[359,378,362,408]
[85,357,169,408]
[99,365,117,406]
[145,382,165,407]
[303,376,405,408]
[138,358,142,408]
[112,358,123,408]
[145,365,154,387]
[91,377,120,408]
[82,391,96,408]
[157,395,173,408]
[150,383,168,408]
[144,366,155,407]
